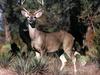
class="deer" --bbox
[84,15,95,49]
[21,8,78,74]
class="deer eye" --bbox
[27,16,30,19]
[33,17,36,20]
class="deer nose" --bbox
[29,17,33,22]
[30,17,36,21]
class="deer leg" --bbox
[60,53,67,71]
[65,48,77,75]
[36,49,46,59]
[35,51,41,59]
[60,48,71,71]
[72,55,77,75]
[72,51,80,75]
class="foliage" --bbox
[0,0,100,74]
[94,23,100,60]
[0,52,12,68]
[10,51,48,75]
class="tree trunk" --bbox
[3,15,11,43]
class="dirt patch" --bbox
[0,68,18,75]
[61,62,100,75]
[0,60,100,75]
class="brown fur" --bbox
[85,25,95,48]
[85,16,95,48]
[29,27,74,57]
[21,9,76,71]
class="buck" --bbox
[21,8,78,74]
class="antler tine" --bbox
[22,7,29,13]
[19,0,29,13]
[21,0,26,5]
[34,8,43,14]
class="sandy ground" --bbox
[0,68,18,75]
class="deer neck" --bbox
[28,24,39,39]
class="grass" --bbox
[0,43,100,75]
[10,51,49,75]
[0,50,61,75]
[0,52,12,68]
[0,43,11,53]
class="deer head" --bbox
[21,8,43,27]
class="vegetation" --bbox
[10,52,47,75]
[0,52,11,68]
[0,0,100,75]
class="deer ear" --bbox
[35,10,43,18]
[21,10,29,17]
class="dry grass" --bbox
[0,58,100,75]
[0,44,100,75]
[61,62,100,75]
[0,43,11,53]
[0,56,100,75]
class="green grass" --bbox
[10,51,48,75]
[0,52,12,68]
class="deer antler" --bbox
[22,7,29,13]
[34,9,43,15]
[37,0,44,6]
[19,0,29,13]
[21,0,26,5]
